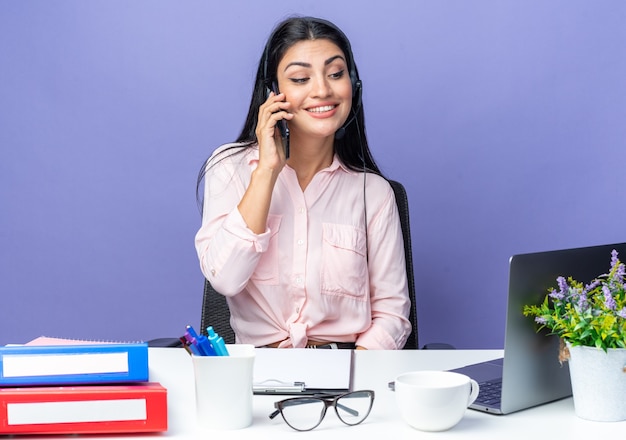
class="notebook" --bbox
[450,241,626,415]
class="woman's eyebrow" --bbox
[324,55,346,66]
[283,55,346,72]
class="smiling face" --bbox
[276,39,353,141]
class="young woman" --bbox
[195,16,411,349]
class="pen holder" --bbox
[192,344,255,430]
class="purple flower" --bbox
[611,250,625,282]
[577,291,588,311]
[549,288,564,301]
[616,263,625,281]
[526,249,626,350]
[585,279,601,292]
[603,285,616,310]
[611,249,619,268]
[557,276,569,297]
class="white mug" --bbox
[394,370,479,431]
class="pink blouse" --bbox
[195,144,411,349]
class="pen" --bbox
[253,381,305,393]
[183,333,202,356]
[206,326,229,356]
[195,332,218,356]
[184,330,202,355]
[186,325,217,356]
[179,336,193,356]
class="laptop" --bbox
[451,241,626,415]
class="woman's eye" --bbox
[329,70,345,80]
[289,77,308,84]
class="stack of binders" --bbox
[0,337,167,435]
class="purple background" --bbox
[2,1,625,348]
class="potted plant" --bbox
[523,249,626,421]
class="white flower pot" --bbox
[567,342,626,421]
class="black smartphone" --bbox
[271,81,290,159]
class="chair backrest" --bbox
[200,179,419,349]
[388,180,419,349]
[200,279,236,343]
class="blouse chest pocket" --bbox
[250,215,281,285]
[320,223,368,300]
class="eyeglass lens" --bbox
[278,390,374,431]
[334,390,374,425]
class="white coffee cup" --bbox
[192,344,255,430]
[394,370,479,431]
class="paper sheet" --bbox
[253,348,352,393]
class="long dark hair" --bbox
[197,16,383,209]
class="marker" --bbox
[206,326,229,356]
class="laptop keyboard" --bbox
[475,379,502,406]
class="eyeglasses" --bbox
[269,390,375,431]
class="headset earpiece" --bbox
[353,79,362,102]
[350,70,359,97]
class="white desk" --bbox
[153,347,626,439]
[8,348,624,439]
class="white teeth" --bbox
[308,105,335,113]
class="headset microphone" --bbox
[335,80,362,140]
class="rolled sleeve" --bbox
[195,207,271,296]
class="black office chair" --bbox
[388,180,419,349]
[198,179,420,349]
[200,277,236,343]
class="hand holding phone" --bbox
[271,81,290,159]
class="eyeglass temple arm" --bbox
[335,402,359,416]
[269,409,281,420]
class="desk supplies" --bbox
[1,337,168,435]
[206,326,229,356]
[182,325,228,356]
[253,348,353,395]
[253,380,306,394]
[185,326,216,356]
[193,344,255,430]
[0,382,167,435]
[0,342,149,386]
